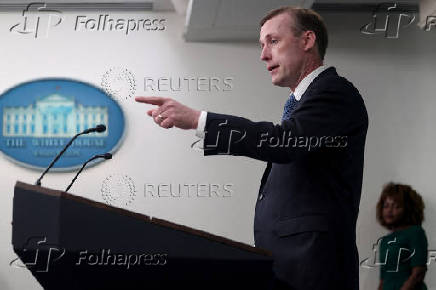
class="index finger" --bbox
[135,96,167,106]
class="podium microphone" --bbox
[35,124,107,186]
[65,153,112,192]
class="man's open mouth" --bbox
[268,65,279,72]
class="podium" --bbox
[12,181,274,290]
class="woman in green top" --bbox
[376,182,428,290]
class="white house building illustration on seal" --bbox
[2,94,108,137]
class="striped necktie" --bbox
[281,93,298,122]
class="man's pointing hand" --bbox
[135,96,201,130]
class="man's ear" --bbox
[302,30,317,52]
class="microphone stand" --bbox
[35,125,106,186]
[65,153,112,192]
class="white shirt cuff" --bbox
[195,111,207,138]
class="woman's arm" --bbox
[378,279,383,290]
[400,266,427,290]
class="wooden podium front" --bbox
[12,181,273,290]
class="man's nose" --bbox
[260,47,271,61]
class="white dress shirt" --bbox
[194,65,331,141]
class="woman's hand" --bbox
[378,279,383,290]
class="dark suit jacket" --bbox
[203,67,368,290]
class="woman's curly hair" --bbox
[376,182,425,229]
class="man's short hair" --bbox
[260,6,328,60]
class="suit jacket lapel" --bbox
[258,67,338,194]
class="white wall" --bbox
[325,12,436,290]
[0,9,434,290]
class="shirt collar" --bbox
[291,65,330,101]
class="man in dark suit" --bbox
[136,6,368,290]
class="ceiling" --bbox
[182,0,421,42]
[184,0,313,42]
[0,0,423,39]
